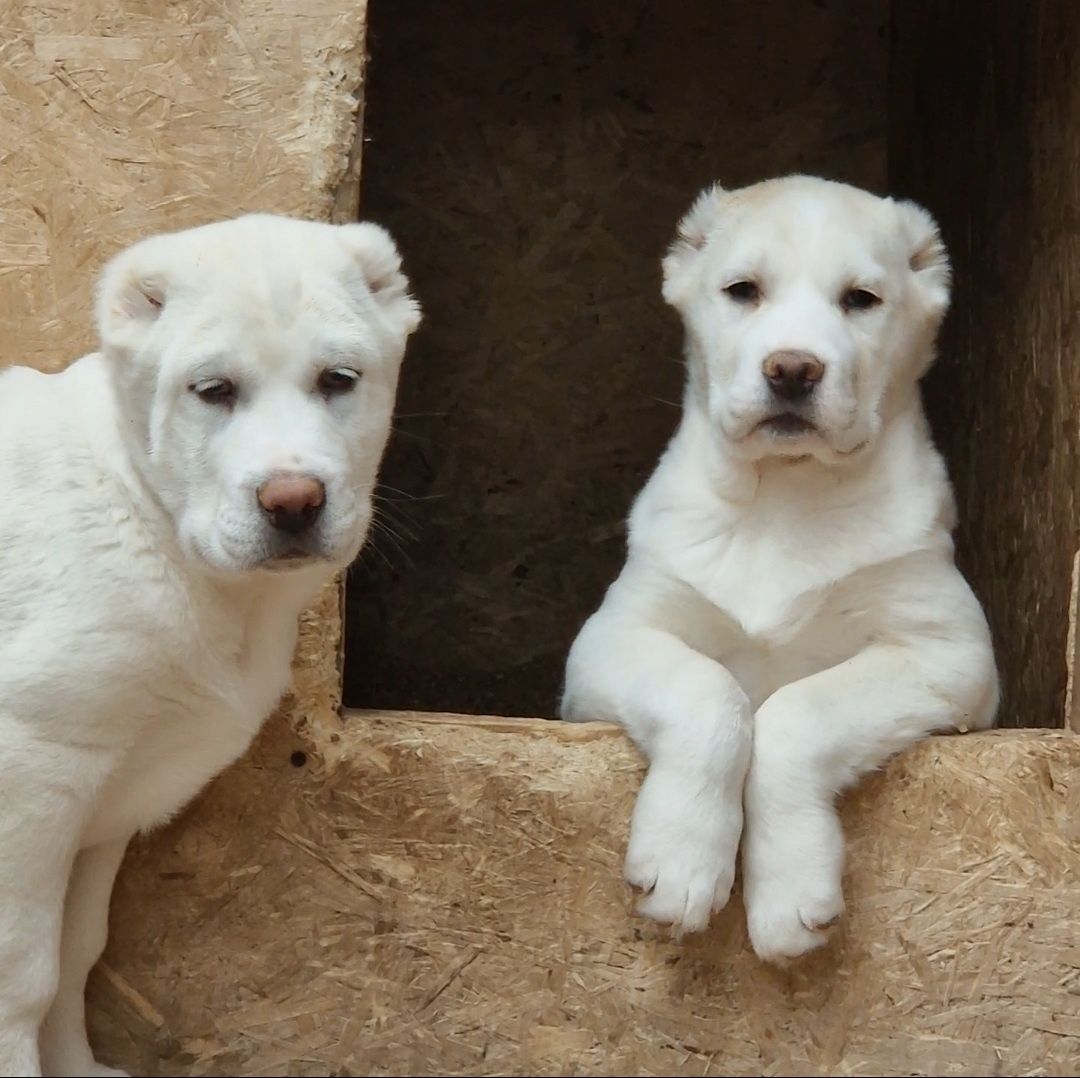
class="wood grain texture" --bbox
[1065,551,1080,730]
[91,711,1080,1076]
[890,0,1080,727]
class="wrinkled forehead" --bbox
[185,225,354,313]
[162,230,379,370]
[155,305,378,386]
[705,187,899,281]
[167,303,372,370]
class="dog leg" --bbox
[40,838,130,1078]
[743,628,997,964]
[0,733,107,1078]
[563,616,752,934]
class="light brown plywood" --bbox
[91,712,1080,1076]
[1065,551,1080,730]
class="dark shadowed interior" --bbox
[344,0,886,717]
[345,0,1073,729]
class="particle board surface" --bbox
[91,712,1080,1077]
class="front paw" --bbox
[743,808,845,964]
[745,875,844,964]
[623,768,743,935]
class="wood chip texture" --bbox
[91,714,1080,1077]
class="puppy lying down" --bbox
[562,175,998,963]
[0,215,419,1076]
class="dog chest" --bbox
[82,648,294,847]
[72,576,303,847]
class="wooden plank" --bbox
[91,711,1080,1075]
[1066,551,1080,731]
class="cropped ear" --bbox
[662,182,727,308]
[894,198,951,314]
[94,241,170,357]
[338,221,422,337]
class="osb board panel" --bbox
[889,1,1080,727]
[0,0,370,728]
[345,0,889,717]
[90,713,1080,1076]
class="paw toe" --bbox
[624,852,659,894]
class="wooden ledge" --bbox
[90,713,1080,1076]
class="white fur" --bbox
[561,176,998,964]
[0,214,419,1076]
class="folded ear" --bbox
[337,221,422,337]
[94,239,171,357]
[894,198,951,315]
[662,183,727,309]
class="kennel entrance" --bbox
[344,0,1079,729]
[344,0,889,718]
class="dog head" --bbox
[662,175,950,465]
[96,214,420,575]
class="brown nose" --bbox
[257,475,325,535]
[762,351,825,402]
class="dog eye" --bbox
[318,367,362,397]
[841,288,882,313]
[315,367,362,397]
[190,378,237,406]
[722,280,761,305]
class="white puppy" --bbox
[0,214,420,1076]
[561,175,998,964]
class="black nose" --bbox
[257,475,326,534]
[762,350,825,401]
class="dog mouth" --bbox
[258,546,327,571]
[756,412,819,437]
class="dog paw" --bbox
[625,837,735,934]
[745,876,845,964]
[624,768,742,934]
[743,806,846,964]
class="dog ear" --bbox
[662,183,727,309]
[95,242,170,357]
[894,198,951,315]
[337,222,422,337]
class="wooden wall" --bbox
[92,714,1080,1076]
[890,0,1080,727]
